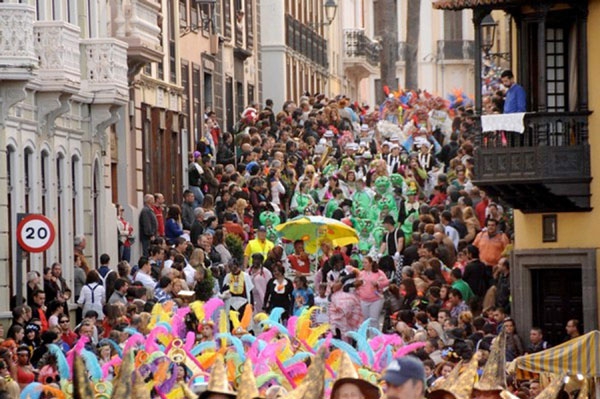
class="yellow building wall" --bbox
[512,1,600,319]
[513,0,600,252]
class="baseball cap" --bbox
[382,357,425,387]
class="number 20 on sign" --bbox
[17,214,56,253]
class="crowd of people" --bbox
[0,80,574,399]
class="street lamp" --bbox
[481,13,497,54]
[309,0,338,29]
[324,0,338,26]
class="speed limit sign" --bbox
[17,214,56,253]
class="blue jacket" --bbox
[503,83,527,113]
[165,218,184,244]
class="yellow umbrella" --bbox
[275,216,359,253]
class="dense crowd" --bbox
[0,86,575,399]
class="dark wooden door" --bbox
[531,268,583,345]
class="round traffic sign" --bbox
[17,214,56,253]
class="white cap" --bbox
[390,135,401,142]
[382,141,391,147]
[363,151,373,159]
[360,124,369,131]
[324,130,334,138]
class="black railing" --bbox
[473,112,591,182]
[437,40,474,60]
[343,29,380,66]
[285,15,328,69]
[474,112,591,148]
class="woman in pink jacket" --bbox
[355,256,390,330]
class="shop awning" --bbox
[515,331,600,378]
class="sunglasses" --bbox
[60,320,69,324]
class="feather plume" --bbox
[155,321,173,333]
[255,372,283,387]
[257,327,279,342]
[124,327,139,336]
[259,319,289,336]
[285,362,307,378]
[240,304,253,330]
[20,382,43,399]
[282,352,311,368]
[219,309,228,347]
[191,341,217,357]
[306,323,330,347]
[197,351,219,370]
[41,385,66,399]
[204,298,225,321]
[296,317,311,341]
[357,319,370,339]
[268,307,285,323]
[102,356,122,379]
[394,342,426,358]
[81,349,102,381]
[157,363,178,394]
[153,359,170,385]
[286,316,298,336]
[47,344,70,381]
[330,339,363,366]
[190,301,206,322]
[124,333,146,353]
[146,325,169,353]
[229,310,241,330]
[346,331,374,364]
[240,334,256,345]
[215,333,246,360]
[184,331,196,352]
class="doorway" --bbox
[531,268,583,345]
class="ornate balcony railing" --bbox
[34,21,81,92]
[473,112,591,212]
[437,40,474,61]
[81,38,129,104]
[0,3,37,80]
[344,29,380,67]
[122,0,163,64]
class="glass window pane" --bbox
[557,69,564,80]
[556,29,563,40]
[546,42,555,53]
[547,82,556,94]
[557,82,565,94]
[548,96,556,107]
[556,56,564,67]
[547,29,555,40]
[556,42,564,53]
[557,96,565,107]
[547,57,555,67]
[548,69,555,80]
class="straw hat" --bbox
[237,359,262,399]
[331,353,380,399]
[428,353,480,399]
[200,356,237,399]
[474,332,507,393]
[534,375,565,399]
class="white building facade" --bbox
[0,0,161,313]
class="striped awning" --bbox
[515,331,600,378]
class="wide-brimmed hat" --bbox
[428,353,480,399]
[332,353,381,399]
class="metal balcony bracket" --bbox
[91,104,120,150]
[37,92,72,136]
[0,82,28,128]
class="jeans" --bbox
[360,298,385,331]
[189,185,204,208]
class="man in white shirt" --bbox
[134,257,156,290]
[440,211,460,249]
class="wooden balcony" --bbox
[473,112,592,213]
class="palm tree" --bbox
[377,0,398,100]
[405,0,421,89]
